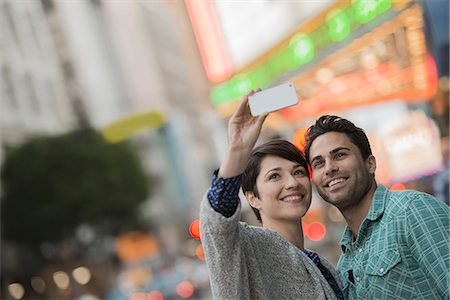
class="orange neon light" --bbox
[281,54,438,121]
[185,0,233,82]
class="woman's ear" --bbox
[245,191,261,210]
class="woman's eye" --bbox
[294,169,305,176]
[268,173,280,180]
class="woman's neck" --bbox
[263,218,304,249]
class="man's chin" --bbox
[319,191,343,206]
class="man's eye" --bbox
[313,161,324,169]
[335,152,345,159]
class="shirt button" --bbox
[356,276,360,282]
[358,248,362,253]
[380,268,384,272]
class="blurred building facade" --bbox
[1,0,220,299]
[0,0,76,168]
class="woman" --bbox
[200,90,344,299]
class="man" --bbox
[304,115,449,299]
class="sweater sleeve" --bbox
[207,169,242,217]
[200,184,252,299]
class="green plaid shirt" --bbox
[337,185,449,299]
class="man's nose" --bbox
[324,160,338,176]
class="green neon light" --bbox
[376,0,392,14]
[327,10,351,41]
[290,34,315,65]
[352,0,378,24]
[210,0,397,107]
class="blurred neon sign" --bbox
[185,0,233,83]
[280,4,437,120]
[210,0,405,106]
[377,110,443,184]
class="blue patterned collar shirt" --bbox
[337,184,449,299]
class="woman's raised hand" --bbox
[218,90,269,178]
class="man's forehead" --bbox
[310,132,355,154]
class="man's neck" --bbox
[341,181,378,240]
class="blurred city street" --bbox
[1,0,448,299]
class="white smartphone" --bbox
[248,83,299,116]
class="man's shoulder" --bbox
[385,188,446,214]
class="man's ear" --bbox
[245,191,261,210]
[367,155,376,174]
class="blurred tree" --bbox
[0,128,150,250]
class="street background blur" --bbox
[1,0,448,299]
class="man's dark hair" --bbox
[304,115,372,163]
[242,139,309,222]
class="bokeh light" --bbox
[53,271,70,290]
[290,34,315,65]
[390,183,406,190]
[327,9,351,42]
[189,219,201,240]
[195,244,205,261]
[30,277,46,294]
[148,290,164,300]
[72,266,92,285]
[8,283,25,300]
[307,222,327,241]
[128,292,146,300]
[175,280,194,298]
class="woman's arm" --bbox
[218,89,268,178]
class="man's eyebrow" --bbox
[310,147,351,163]
[329,147,351,155]
[310,155,322,164]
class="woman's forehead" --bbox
[259,155,304,172]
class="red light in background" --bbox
[128,292,146,300]
[292,128,308,153]
[176,280,194,298]
[302,221,309,232]
[147,290,164,300]
[195,244,205,261]
[185,0,233,82]
[390,183,406,190]
[189,219,201,240]
[307,222,326,241]
[292,128,313,179]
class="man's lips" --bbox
[324,177,348,191]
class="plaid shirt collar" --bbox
[339,184,388,251]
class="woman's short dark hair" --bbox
[241,139,309,222]
[304,115,372,163]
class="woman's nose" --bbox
[285,174,300,189]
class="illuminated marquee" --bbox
[281,4,437,120]
[210,0,404,106]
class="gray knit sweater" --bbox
[200,194,342,300]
